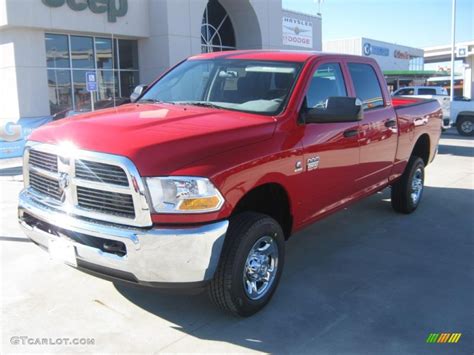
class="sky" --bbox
[282,0,473,48]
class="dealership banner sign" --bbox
[0,117,52,159]
[282,17,313,49]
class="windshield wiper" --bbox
[178,101,225,109]
[138,98,175,105]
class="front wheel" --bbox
[456,116,474,136]
[208,212,285,317]
[391,156,425,214]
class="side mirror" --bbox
[130,84,148,103]
[303,97,363,123]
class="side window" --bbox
[348,63,384,109]
[395,88,414,96]
[418,88,437,95]
[306,63,347,108]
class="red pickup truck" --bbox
[19,51,442,316]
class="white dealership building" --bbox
[0,0,321,158]
[324,37,424,71]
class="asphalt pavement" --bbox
[1,129,473,354]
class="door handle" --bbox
[385,119,397,128]
[343,129,359,138]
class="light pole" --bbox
[450,0,456,101]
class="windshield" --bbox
[140,59,302,115]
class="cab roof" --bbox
[189,50,363,63]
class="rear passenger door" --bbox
[347,62,398,192]
[298,61,361,223]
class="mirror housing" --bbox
[130,84,148,103]
[303,97,363,123]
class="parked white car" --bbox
[392,86,450,120]
[449,98,474,136]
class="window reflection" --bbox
[46,34,139,115]
[97,70,119,101]
[71,36,94,69]
[72,71,91,112]
[47,69,72,114]
[46,34,70,69]
[95,38,113,70]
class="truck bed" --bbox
[391,96,442,173]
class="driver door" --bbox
[298,61,361,224]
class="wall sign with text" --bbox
[282,17,313,49]
[363,42,389,57]
[41,0,128,22]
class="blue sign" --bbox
[0,116,52,159]
[86,72,97,92]
[363,43,389,57]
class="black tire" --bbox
[456,116,474,136]
[391,156,425,214]
[208,212,285,317]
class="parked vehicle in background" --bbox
[450,98,474,136]
[19,51,442,316]
[393,86,450,122]
[393,86,448,96]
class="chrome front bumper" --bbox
[18,190,229,286]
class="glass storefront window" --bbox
[95,38,114,70]
[120,71,139,98]
[47,69,72,114]
[97,70,119,101]
[72,71,91,112]
[46,34,70,69]
[118,40,139,70]
[71,36,95,69]
[45,33,139,115]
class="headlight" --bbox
[145,177,224,213]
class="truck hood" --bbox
[30,103,276,175]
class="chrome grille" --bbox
[29,150,58,172]
[24,143,152,227]
[77,186,135,218]
[29,170,62,200]
[75,159,129,186]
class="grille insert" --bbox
[29,170,62,200]
[77,186,135,218]
[75,160,129,186]
[29,150,58,172]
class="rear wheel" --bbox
[208,212,285,317]
[391,156,425,214]
[456,116,474,136]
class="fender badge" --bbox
[307,156,320,171]
[294,161,303,173]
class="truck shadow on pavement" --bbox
[113,185,474,353]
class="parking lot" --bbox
[1,129,473,354]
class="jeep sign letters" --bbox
[41,0,128,22]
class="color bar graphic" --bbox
[426,333,461,343]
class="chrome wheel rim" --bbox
[411,168,423,205]
[461,120,473,133]
[243,236,279,300]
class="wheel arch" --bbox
[231,182,293,239]
[411,133,431,166]
[457,111,474,119]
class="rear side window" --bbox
[348,63,384,109]
[306,63,347,108]
[418,88,437,95]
